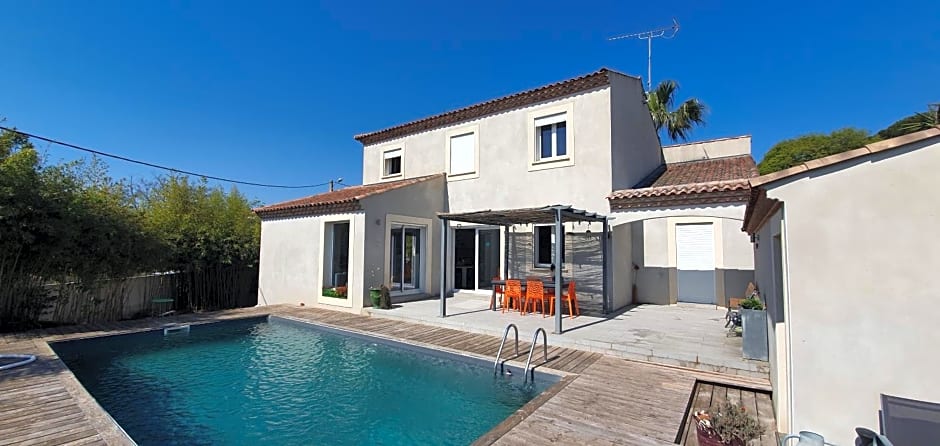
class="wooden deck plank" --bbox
[682,383,714,446]
[0,304,775,446]
[755,391,778,446]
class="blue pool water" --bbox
[52,317,553,445]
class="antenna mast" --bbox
[608,18,680,93]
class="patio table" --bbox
[489,278,568,311]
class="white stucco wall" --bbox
[663,136,751,164]
[257,212,366,312]
[609,72,664,191]
[612,204,754,306]
[361,76,660,216]
[361,176,446,301]
[754,136,940,444]
[753,210,789,431]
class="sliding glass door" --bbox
[390,225,423,292]
[453,227,501,291]
[477,229,500,290]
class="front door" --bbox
[676,223,716,304]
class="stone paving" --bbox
[368,293,770,379]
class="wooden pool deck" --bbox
[0,305,775,445]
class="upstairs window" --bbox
[445,125,480,180]
[535,112,567,161]
[383,148,402,177]
[449,132,476,176]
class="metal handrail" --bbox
[493,324,519,374]
[523,328,548,381]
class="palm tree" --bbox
[647,80,707,142]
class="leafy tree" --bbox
[0,128,164,327]
[647,80,707,142]
[141,176,260,310]
[877,106,939,139]
[0,124,261,328]
[757,128,875,175]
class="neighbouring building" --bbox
[743,126,940,444]
[254,68,755,316]
[608,136,758,307]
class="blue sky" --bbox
[2,0,937,204]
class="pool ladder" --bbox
[494,324,549,382]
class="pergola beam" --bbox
[436,204,610,332]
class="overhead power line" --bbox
[0,126,331,189]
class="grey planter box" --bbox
[742,308,769,361]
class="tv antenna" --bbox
[608,18,680,93]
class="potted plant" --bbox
[740,294,769,361]
[694,402,764,446]
[368,268,383,307]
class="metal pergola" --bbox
[437,205,609,334]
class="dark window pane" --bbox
[539,125,553,159]
[555,122,566,156]
[537,227,552,265]
[331,222,350,286]
[385,156,401,175]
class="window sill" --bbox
[447,171,479,182]
[528,156,574,172]
[381,173,403,180]
[318,294,353,308]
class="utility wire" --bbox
[0,126,332,189]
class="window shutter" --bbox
[534,112,566,127]
[384,148,402,160]
[449,133,475,175]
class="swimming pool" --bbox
[52,316,555,445]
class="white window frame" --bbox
[382,147,404,179]
[527,102,575,171]
[383,214,434,297]
[533,224,564,268]
[444,124,480,181]
[318,214,357,309]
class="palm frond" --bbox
[646,80,708,142]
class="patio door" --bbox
[391,225,423,293]
[453,227,500,291]
[676,223,716,304]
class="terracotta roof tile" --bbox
[608,155,758,210]
[636,155,758,188]
[254,174,444,219]
[354,68,633,146]
[609,179,752,200]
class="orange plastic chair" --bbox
[549,281,580,318]
[504,280,523,313]
[524,280,547,315]
[492,276,504,310]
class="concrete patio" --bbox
[368,293,770,379]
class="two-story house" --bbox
[254,68,757,315]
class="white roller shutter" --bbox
[676,224,715,271]
[534,112,566,127]
[449,132,475,175]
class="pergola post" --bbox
[439,218,447,318]
[602,217,609,314]
[503,225,510,280]
[554,208,563,334]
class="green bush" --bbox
[740,296,764,310]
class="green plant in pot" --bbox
[694,402,764,446]
[739,296,764,310]
[368,268,383,307]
